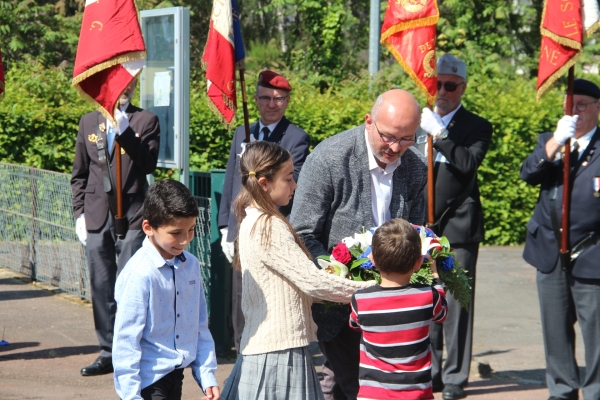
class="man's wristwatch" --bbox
[437,128,449,140]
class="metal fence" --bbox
[0,163,212,303]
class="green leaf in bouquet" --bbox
[349,257,370,271]
[410,265,434,285]
[351,268,364,281]
[349,245,363,258]
[317,255,330,261]
[361,268,382,284]
[439,267,472,310]
[439,236,450,248]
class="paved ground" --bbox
[0,246,586,399]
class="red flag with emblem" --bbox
[72,0,146,124]
[0,48,4,102]
[381,0,439,106]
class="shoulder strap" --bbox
[96,125,118,217]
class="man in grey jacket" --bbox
[290,89,427,399]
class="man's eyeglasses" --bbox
[257,95,289,104]
[563,101,598,112]
[437,81,465,92]
[373,121,416,147]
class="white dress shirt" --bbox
[364,129,401,227]
[113,238,218,400]
[256,119,280,140]
[434,104,462,164]
[572,126,596,159]
[106,102,129,155]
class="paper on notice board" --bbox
[154,71,171,107]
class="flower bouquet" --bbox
[317,225,472,309]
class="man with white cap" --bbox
[419,53,493,399]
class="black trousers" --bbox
[86,215,145,358]
[430,243,479,388]
[140,369,184,400]
[537,264,600,400]
[319,323,362,400]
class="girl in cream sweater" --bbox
[220,141,372,400]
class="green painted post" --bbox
[209,170,233,356]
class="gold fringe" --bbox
[536,51,581,101]
[381,15,439,42]
[72,50,147,86]
[384,40,436,106]
[585,19,600,39]
[541,28,582,50]
[206,96,236,130]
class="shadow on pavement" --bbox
[0,278,31,285]
[466,378,545,395]
[0,289,53,301]
[0,341,40,353]
[0,345,98,361]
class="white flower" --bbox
[354,231,373,252]
[341,235,360,249]
[318,259,349,278]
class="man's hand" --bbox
[202,386,220,400]
[553,115,578,145]
[115,109,130,135]
[420,108,447,139]
[76,214,87,246]
[220,228,234,263]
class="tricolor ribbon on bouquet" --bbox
[202,0,246,129]
[380,0,440,107]
[536,0,600,100]
[72,0,146,124]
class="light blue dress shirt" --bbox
[113,238,218,400]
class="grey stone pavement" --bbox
[0,246,586,399]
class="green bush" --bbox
[0,61,572,245]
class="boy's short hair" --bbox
[372,218,422,274]
[143,179,199,228]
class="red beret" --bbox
[258,70,292,92]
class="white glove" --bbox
[76,214,87,246]
[115,109,130,135]
[420,108,447,139]
[220,228,235,263]
[553,115,579,145]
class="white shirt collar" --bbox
[573,126,597,151]
[364,128,401,174]
[436,104,462,127]
[258,119,280,134]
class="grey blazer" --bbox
[290,125,427,341]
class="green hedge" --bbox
[0,61,578,244]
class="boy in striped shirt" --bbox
[349,218,448,400]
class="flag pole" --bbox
[427,102,435,225]
[239,68,251,143]
[114,141,126,238]
[560,67,575,268]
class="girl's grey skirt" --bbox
[221,346,324,400]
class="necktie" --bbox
[258,126,270,141]
[107,125,115,155]
[571,140,579,161]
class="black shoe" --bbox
[80,356,113,376]
[442,384,466,400]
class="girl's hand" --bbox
[426,254,439,278]
[202,386,221,400]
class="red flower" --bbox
[331,242,352,264]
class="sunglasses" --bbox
[437,81,466,92]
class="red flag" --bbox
[72,0,146,123]
[381,0,439,106]
[536,0,583,100]
[0,48,4,102]
[202,0,246,129]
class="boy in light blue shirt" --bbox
[113,179,219,400]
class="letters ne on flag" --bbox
[202,0,246,129]
[537,0,600,100]
[72,0,146,124]
[381,0,440,106]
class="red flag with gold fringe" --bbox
[0,48,4,101]
[72,0,146,124]
[381,0,439,106]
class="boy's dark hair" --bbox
[372,218,421,274]
[143,179,199,228]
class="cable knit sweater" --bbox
[238,207,371,355]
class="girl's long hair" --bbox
[232,141,311,269]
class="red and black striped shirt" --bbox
[349,279,447,400]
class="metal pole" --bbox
[368,0,380,75]
[560,67,575,269]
